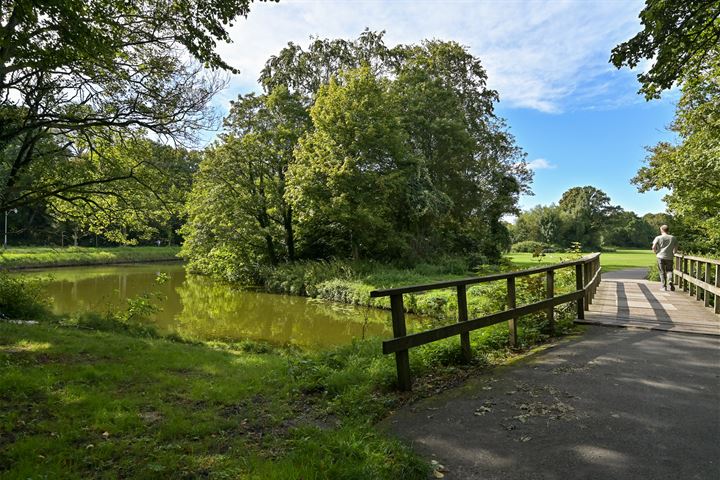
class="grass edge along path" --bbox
[0,311,580,479]
[0,246,181,269]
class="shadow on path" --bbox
[381,327,720,480]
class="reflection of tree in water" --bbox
[174,275,392,347]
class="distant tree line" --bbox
[508,186,677,252]
[180,32,532,280]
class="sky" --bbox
[208,0,678,215]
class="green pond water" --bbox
[20,263,415,349]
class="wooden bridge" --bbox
[581,253,720,336]
[371,253,719,390]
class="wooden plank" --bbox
[370,253,601,297]
[457,284,471,362]
[546,269,554,333]
[677,273,720,297]
[507,277,517,347]
[576,263,584,320]
[390,295,411,391]
[382,290,584,354]
[716,264,719,315]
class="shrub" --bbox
[0,274,51,320]
[511,240,547,253]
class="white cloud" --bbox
[214,0,647,113]
[527,158,556,170]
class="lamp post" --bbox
[4,208,17,249]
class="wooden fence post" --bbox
[507,277,517,348]
[546,269,555,333]
[704,262,711,307]
[584,262,591,309]
[695,261,702,301]
[457,285,472,362]
[575,263,584,320]
[715,264,719,315]
[390,294,411,391]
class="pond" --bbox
[20,263,421,349]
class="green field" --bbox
[0,321,429,479]
[0,246,181,269]
[505,249,656,273]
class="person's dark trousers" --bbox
[657,258,674,289]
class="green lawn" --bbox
[0,246,180,269]
[505,249,656,273]
[0,322,428,479]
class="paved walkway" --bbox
[383,327,720,480]
[583,270,719,336]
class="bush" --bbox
[647,262,660,281]
[0,274,51,320]
[511,241,547,253]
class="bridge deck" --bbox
[581,277,719,336]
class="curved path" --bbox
[383,326,720,479]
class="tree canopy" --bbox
[611,0,720,99]
[0,0,272,241]
[633,50,720,252]
[182,33,531,280]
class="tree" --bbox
[558,186,618,249]
[633,51,720,252]
[0,0,272,230]
[181,86,308,277]
[603,209,656,248]
[391,40,530,257]
[182,32,531,279]
[287,66,412,260]
[611,0,720,98]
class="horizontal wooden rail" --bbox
[382,290,584,354]
[371,253,602,390]
[370,253,601,298]
[674,254,720,315]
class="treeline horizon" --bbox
[507,186,680,253]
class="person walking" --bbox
[652,225,678,291]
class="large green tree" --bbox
[633,51,720,252]
[0,0,272,238]
[287,66,414,260]
[183,32,530,278]
[181,86,308,277]
[611,0,720,99]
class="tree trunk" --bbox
[284,206,295,261]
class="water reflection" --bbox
[20,263,407,348]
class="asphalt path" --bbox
[383,326,720,480]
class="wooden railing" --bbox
[674,254,720,315]
[370,253,602,390]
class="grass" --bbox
[505,249,657,273]
[0,250,587,478]
[0,322,428,479]
[0,308,580,479]
[0,246,181,269]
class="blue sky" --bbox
[209,0,678,215]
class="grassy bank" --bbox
[0,309,577,478]
[0,246,181,269]
[505,249,656,273]
[0,253,584,477]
